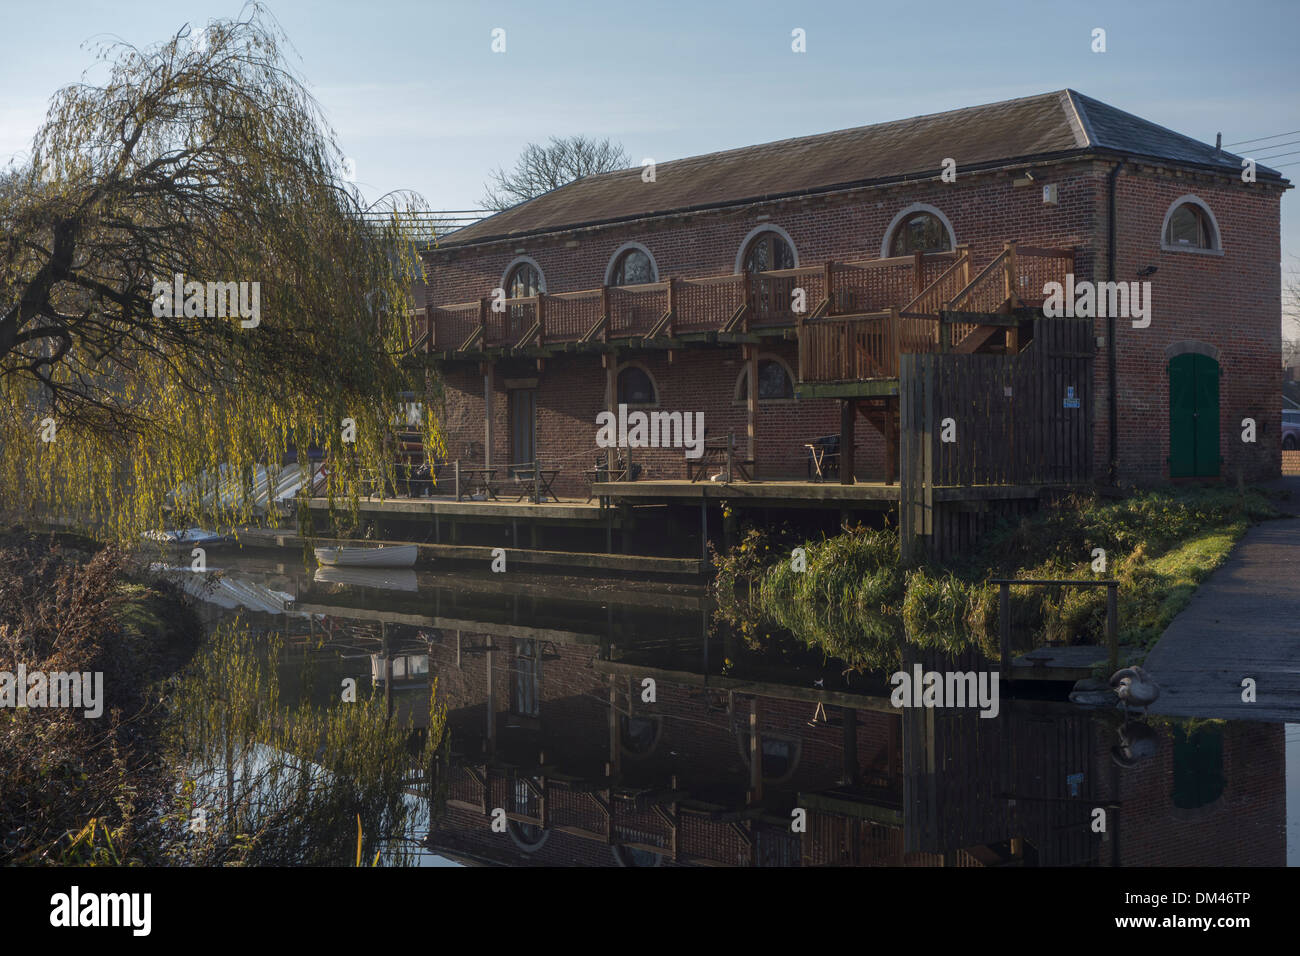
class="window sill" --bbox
[1160,243,1224,257]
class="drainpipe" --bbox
[1106,160,1124,485]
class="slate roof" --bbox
[442,89,1286,248]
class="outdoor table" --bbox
[514,467,561,502]
[462,467,498,500]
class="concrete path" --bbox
[1143,513,1300,722]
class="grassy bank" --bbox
[711,487,1279,673]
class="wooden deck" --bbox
[304,494,609,521]
[591,479,901,503]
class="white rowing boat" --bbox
[313,566,418,591]
[314,544,418,568]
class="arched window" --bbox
[620,715,662,758]
[609,246,657,285]
[742,230,796,273]
[617,365,656,405]
[736,358,795,402]
[505,262,541,299]
[888,210,953,256]
[735,731,802,784]
[1162,198,1219,251]
[507,777,550,852]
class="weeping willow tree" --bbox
[167,623,447,866]
[0,6,442,541]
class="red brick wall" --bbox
[436,345,891,494]
[1091,719,1286,867]
[425,157,1284,486]
[1099,165,1283,483]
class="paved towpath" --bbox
[1143,492,1300,721]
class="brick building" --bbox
[420,89,1287,501]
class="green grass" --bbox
[712,486,1278,673]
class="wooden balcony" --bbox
[421,242,1074,386]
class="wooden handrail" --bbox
[429,243,1071,361]
[948,248,1009,310]
[899,246,970,316]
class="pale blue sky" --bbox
[2,0,1296,327]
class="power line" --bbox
[1249,140,1300,157]
[1225,130,1300,148]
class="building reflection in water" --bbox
[207,556,1288,867]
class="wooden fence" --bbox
[899,319,1094,560]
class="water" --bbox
[175,549,1294,867]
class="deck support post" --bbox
[700,499,708,561]
[1106,583,1119,673]
[603,352,617,417]
[482,362,495,469]
[840,399,856,485]
[744,344,758,470]
[841,708,858,786]
[999,581,1011,681]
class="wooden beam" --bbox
[745,344,758,468]
[840,398,856,485]
[603,352,616,415]
[795,380,899,400]
[483,361,495,468]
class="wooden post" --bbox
[454,459,461,501]
[666,277,676,336]
[842,708,859,786]
[700,499,707,561]
[608,675,621,776]
[483,363,494,469]
[743,272,754,332]
[485,637,496,756]
[745,344,758,469]
[479,296,488,345]
[913,250,925,300]
[602,285,611,343]
[1002,240,1017,306]
[999,581,1011,680]
[748,697,762,803]
[726,432,734,483]
[603,352,616,415]
[823,259,835,315]
[534,456,541,504]
[536,292,546,348]
[889,306,901,376]
[840,399,855,485]
[1106,583,1119,673]
[886,397,899,485]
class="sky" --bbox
[1,0,1297,329]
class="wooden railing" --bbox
[424,253,953,352]
[800,308,901,382]
[422,243,1074,386]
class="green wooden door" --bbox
[1169,353,1220,478]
